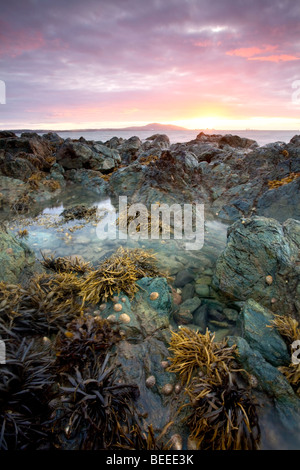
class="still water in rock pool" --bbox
[6,186,239,342]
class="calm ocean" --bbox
[49,129,300,147]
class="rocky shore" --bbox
[1,129,299,220]
[0,129,300,450]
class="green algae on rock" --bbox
[0,225,37,284]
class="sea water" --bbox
[18,129,299,147]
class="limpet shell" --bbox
[112,296,119,303]
[146,375,156,388]
[249,374,258,388]
[161,383,173,396]
[174,383,182,394]
[113,303,123,312]
[119,313,131,324]
[187,436,199,450]
[149,292,159,301]
[107,314,117,322]
[266,275,273,285]
[99,303,107,311]
[161,360,169,369]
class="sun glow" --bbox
[169,115,300,131]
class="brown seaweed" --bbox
[79,246,164,305]
[0,337,55,450]
[167,327,260,450]
[51,353,140,450]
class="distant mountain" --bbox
[7,123,189,134]
[120,123,188,131]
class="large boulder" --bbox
[91,142,121,170]
[57,141,120,171]
[218,134,258,149]
[144,134,170,150]
[0,155,36,180]
[257,177,300,222]
[228,335,300,446]
[64,169,109,195]
[0,133,52,159]
[56,141,96,169]
[212,217,300,318]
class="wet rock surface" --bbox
[98,277,189,436]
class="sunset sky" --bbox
[0,0,300,130]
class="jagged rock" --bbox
[229,335,300,440]
[237,299,290,367]
[0,131,16,139]
[64,169,109,195]
[213,216,300,318]
[218,134,258,149]
[257,178,300,222]
[56,141,120,171]
[116,136,142,164]
[42,132,65,146]
[145,133,170,149]
[0,133,52,159]
[0,155,36,180]
[56,141,96,169]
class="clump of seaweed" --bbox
[79,247,164,305]
[115,422,173,450]
[0,337,55,450]
[268,172,300,190]
[0,281,25,318]
[17,229,29,238]
[139,154,159,166]
[167,327,237,385]
[185,371,260,450]
[27,172,45,190]
[54,315,121,367]
[0,273,82,337]
[270,313,300,344]
[51,354,140,450]
[269,314,300,395]
[10,193,35,213]
[167,327,260,450]
[40,252,92,274]
[42,179,61,192]
[60,204,97,222]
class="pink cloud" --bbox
[194,40,212,48]
[0,25,45,57]
[248,54,300,62]
[226,45,277,58]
